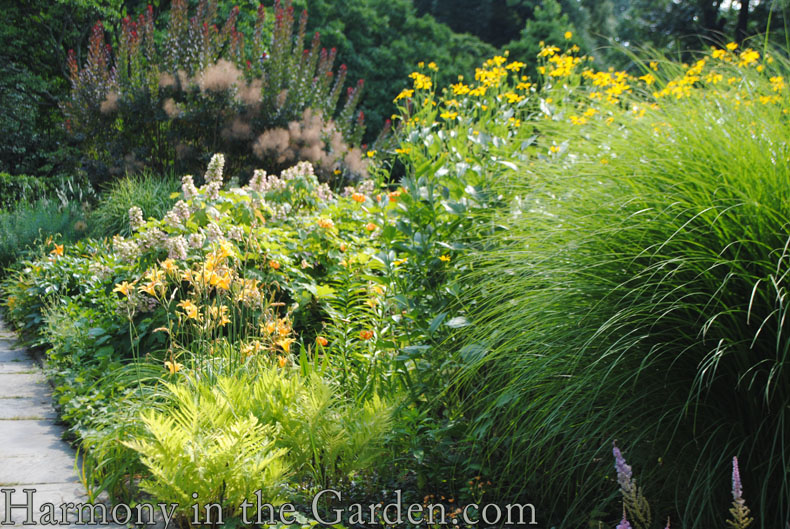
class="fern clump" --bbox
[125,367,393,521]
[124,380,290,521]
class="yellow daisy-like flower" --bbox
[738,48,760,67]
[451,82,471,95]
[564,31,573,40]
[726,42,739,51]
[394,88,414,102]
[639,73,656,85]
[439,255,451,262]
[409,72,433,90]
[538,45,560,58]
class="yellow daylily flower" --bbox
[113,281,133,297]
[164,360,183,375]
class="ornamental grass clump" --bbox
[454,43,790,527]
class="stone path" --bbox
[0,319,124,527]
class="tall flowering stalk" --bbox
[726,457,752,529]
[610,447,756,529]
[612,443,652,529]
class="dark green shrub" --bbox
[0,173,52,210]
[63,0,382,186]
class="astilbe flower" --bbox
[616,511,632,529]
[612,443,651,529]
[613,443,634,493]
[726,457,753,529]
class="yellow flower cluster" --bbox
[394,88,414,102]
[475,65,508,88]
[410,72,433,90]
[547,54,582,78]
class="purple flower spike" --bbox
[617,515,632,529]
[732,456,743,502]
[613,442,633,493]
